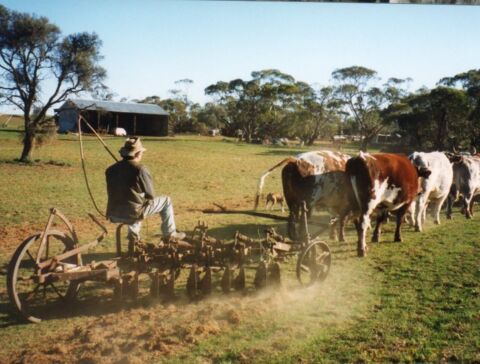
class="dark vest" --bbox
[105,159,155,222]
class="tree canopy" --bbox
[0,5,106,161]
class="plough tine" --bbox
[254,261,267,289]
[186,264,199,299]
[164,269,176,298]
[221,265,232,293]
[150,269,160,298]
[268,262,281,287]
[234,266,246,291]
[200,267,212,295]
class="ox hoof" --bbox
[339,237,346,243]
[394,237,402,243]
[446,215,452,220]
[414,226,422,232]
[371,237,379,243]
[434,220,440,225]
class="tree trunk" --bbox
[360,138,369,152]
[20,128,35,162]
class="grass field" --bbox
[0,128,479,363]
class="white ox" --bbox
[408,152,453,231]
[113,127,127,136]
[446,153,480,219]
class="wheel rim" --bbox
[7,231,81,323]
[296,240,331,287]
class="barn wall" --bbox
[58,109,78,132]
[58,109,168,136]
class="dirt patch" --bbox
[3,297,248,363]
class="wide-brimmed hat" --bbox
[119,137,146,157]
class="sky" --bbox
[1,0,480,113]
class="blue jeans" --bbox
[111,196,177,240]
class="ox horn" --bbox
[471,146,477,155]
[452,146,458,154]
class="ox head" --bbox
[408,153,432,179]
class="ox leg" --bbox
[446,186,457,220]
[405,202,415,226]
[463,194,473,219]
[371,216,381,243]
[287,210,299,241]
[329,217,338,241]
[422,201,428,226]
[357,213,370,257]
[394,205,408,242]
[431,197,445,225]
[414,194,428,232]
[372,210,388,243]
[338,214,348,243]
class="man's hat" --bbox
[119,137,146,157]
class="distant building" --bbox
[55,99,169,136]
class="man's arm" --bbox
[139,166,156,200]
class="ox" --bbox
[254,151,352,241]
[408,152,453,231]
[113,127,127,136]
[446,153,480,219]
[346,152,419,257]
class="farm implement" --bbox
[7,205,332,323]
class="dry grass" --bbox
[1,130,479,363]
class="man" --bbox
[106,137,185,243]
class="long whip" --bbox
[76,110,118,218]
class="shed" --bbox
[55,99,169,136]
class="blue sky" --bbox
[2,0,480,112]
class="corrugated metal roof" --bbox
[58,99,169,116]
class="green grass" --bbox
[0,130,479,363]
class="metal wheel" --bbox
[296,239,331,287]
[7,231,82,323]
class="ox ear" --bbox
[417,167,431,178]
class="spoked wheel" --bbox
[296,239,331,287]
[7,231,82,323]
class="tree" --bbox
[288,85,341,145]
[205,69,300,142]
[396,87,470,150]
[332,66,408,151]
[440,69,480,148]
[0,5,106,161]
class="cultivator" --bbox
[7,206,331,323]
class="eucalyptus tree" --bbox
[396,86,470,150]
[440,69,480,148]
[288,85,341,145]
[332,66,408,151]
[0,5,106,161]
[205,69,299,142]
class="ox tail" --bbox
[350,176,362,211]
[254,157,297,210]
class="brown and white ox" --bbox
[254,151,352,241]
[446,152,480,219]
[408,151,453,231]
[346,152,419,257]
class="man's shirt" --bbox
[105,159,155,222]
